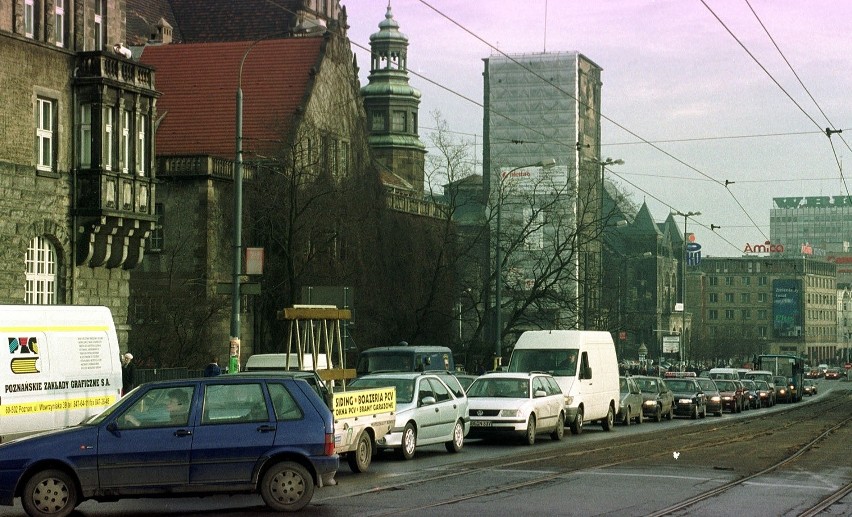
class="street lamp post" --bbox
[586,158,624,330]
[230,39,268,374]
[674,210,700,370]
[494,159,555,369]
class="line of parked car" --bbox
[618,366,823,428]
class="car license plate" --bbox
[471,420,492,427]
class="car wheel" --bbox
[347,431,372,473]
[691,406,698,419]
[525,415,537,445]
[551,412,565,441]
[260,461,315,512]
[445,419,464,453]
[623,406,631,426]
[22,469,78,517]
[700,405,706,418]
[397,423,417,460]
[570,406,584,435]
[602,404,615,431]
[654,405,662,423]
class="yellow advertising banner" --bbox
[1,395,116,416]
[332,387,396,419]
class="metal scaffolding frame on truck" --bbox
[277,305,356,390]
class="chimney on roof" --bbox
[150,18,173,45]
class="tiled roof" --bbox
[127,0,302,44]
[126,0,182,45]
[140,38,325,160]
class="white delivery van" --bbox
[0,305,123,442]
[244,353,329,372]
[507,330,620,435]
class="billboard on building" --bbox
[772,279,802,338]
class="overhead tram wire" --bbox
[701,0,850,198]
[416,0,769,241]
[606,169,743,254]
[745,0,852,156]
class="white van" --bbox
[708,367,741,381]
[0,305,122,442]
[244,353,329,372]
[506,330,620,435]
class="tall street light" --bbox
[230,39,268,374]
[674,210,700,370]
[586,158,624,329]
[494,158,556,369]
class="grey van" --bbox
[356,345,454,376]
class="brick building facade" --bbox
[1,0,158,349]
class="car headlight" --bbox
[643,400,656,408]
[722,396,732,401]
[678,398,692,404]
[500,409,520,418]
[710,396,721,403]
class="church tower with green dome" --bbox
[361,4,426,193]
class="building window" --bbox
[25,0,35,38]
[709,293,718,303]
[742,309,751,320]
[392,110,406,132]
[709,309,718,320]
[758,309,767,320]
[36,97,55,172]
[80,104,92,167]
[758,326,767,337]
[94,0,104,50]
[371,111,385,131]
[55,0,65,46]
[25,237,57,305]
[724,293,734,303]
[137,113,148,175]
[148,203,164,252]
[338,140,349,177]
[741,276,750,286]
[104,106,114,169]
[759,276,768,286]
[709,276,718,286]
[758,293,767,303]
[122,109,131,173]
[740,293,750,303]
[725,276,734,286]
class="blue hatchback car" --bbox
[0,375,338,516]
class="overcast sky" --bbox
[344,1,852,258]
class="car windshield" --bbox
[697,379,717,392]
[634,378,659,393]
[356,353,414,374]
[507,348,579,376]
[349,377,416,403]
[665,380,693,392]
[468,378,530,398]
[754,381,769,390]
[619,377,629,393]
[715,380,735,390]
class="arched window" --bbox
[25,237,57,304]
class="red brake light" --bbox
[324,432,335,456]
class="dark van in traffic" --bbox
[356,345,455,375]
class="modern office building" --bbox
[483,51,604,355]
[687,256,838,365]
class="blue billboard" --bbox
[772,279,802,338]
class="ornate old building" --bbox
[0,0,159,348]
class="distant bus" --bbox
[756,354,804,402]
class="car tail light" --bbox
[324,432,335,456]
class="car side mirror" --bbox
[420,396,436,406]
[534,389,547,398]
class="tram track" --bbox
[319,387,851,516]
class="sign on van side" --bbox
[332,387,396,419]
